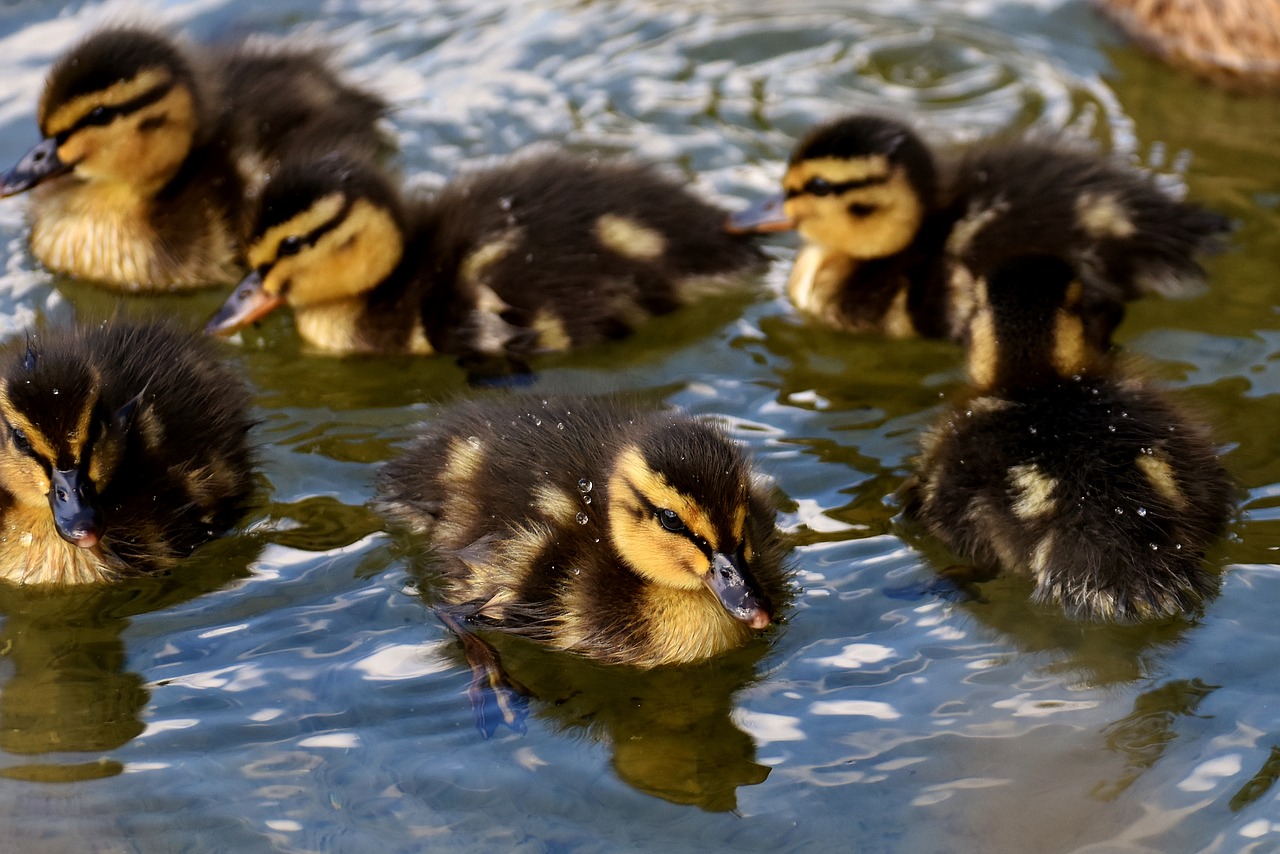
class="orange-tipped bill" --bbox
[206,271,284,336]
[725,193,794,234]
[705,551,771,630]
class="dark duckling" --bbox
[730,114,1230,350]
[0,26,386,290]
[901,255,1234,620]
[205,149,766,370]
[0,320,256,585]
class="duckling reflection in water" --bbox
[0,321,256,585]
[205,149,765,373]
[730,114,1229,350]
[0,27,386,290]
[901,255,1234,620]
[378,396,793,734]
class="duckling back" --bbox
[903,256,1234,619]
[378,396,791,667]
[0,321,255,584]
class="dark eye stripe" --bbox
[629,484,714,558]
[57,81,176,142]
[261,197,354,270]
[785,174,889,199]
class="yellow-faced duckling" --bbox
[205,150,766,370]
[730,114,1230,349]
[0,27,386,291]
[0,321,255,585]
[379,395,792,668]
[901,255,1234,620]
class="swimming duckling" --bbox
[901,255,1234,620]
[0,320,256,585]
[204,150,766,369]
[729,114,1230,349]
[0,27,386,291]
[378,395,792,669]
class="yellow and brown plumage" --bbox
[901,255,1234,620]
[0,26,386,291]
[730,114,1230,350]
[0,320,256,585]
[377,396,792,668]
[205,150,766,369]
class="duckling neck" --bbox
[637,584,755,667]
[0,500,119,585]
[27,148,239,290]
[790,245,926,337]
[295,258,436,355]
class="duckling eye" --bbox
[277,236,305,258]
[10,427,31,455]
[84,106,112,127]
[657,509,686,533]
[805,177,836,197]
[848,203,878,218]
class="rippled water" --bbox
[1,0,1279,851]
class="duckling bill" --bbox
[0,321,256,585]
[1,26,386,291]
[205,149,765,369]
[731,114,1230,349]
[902,255,1235,620]
[378,396,792,730]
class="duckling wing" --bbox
[947,142,1230,301]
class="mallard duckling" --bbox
[0,320,255,585]
[378,395,792,667]
[729,114,1230,349]
[0,26,386,291]
[1094,0,1280,90]
[901,255,1234,620]
[204,150,766,368]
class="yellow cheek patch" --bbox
[783,155,890,192]
[267,199,404,307]
[43,67,174,136]
[594,214,665,261]
[249,192,347,270]
[460,229,521,285]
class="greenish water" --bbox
[0,0,1278,851]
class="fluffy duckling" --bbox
[378,395,792,668]
[205,150,766,368]
[0,27,386,291]
[730,114,1230,349]
[0,321,255,585]
[901,255,1234,620]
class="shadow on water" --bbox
[0,531,263,783]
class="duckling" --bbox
[729,114,1230,349]
[378,395,792,669]
[901,255,1234,620]
[0,320,256,585]
[0,26,386,291]
[1093,0,1280,90]
[204,149,766,369]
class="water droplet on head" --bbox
[582,495,592,504]
[1114,507,1124,515]
[1107,425,1116,433]
[467,435,481,448]
[498,196,512,211]
[1028,426,1037,435]
[557,422,564,430]
[1136,507,1147,517]
[578,478,593,493]
[575,512,589,525]
[1149,543,1159,550]
[51,388,58,395]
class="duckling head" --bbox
[729,115,935,259]
[606,419,773,630]
[205,153,406,336]
[1,28,204,199]
[0,338,138,549]
[966,254,1097,390]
